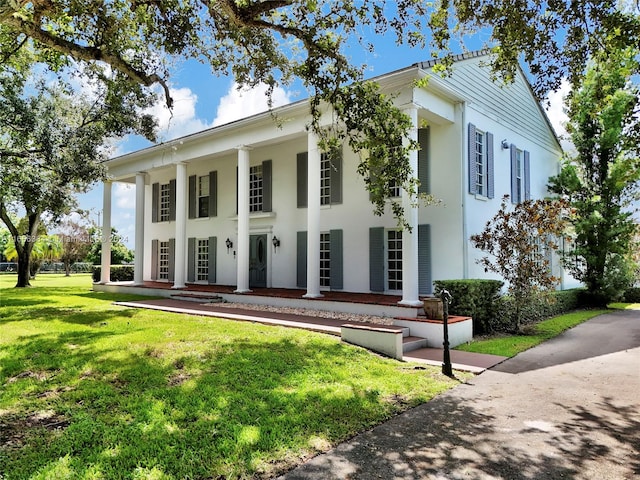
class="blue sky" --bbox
[76,38,570,249]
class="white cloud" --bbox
[213,82,292,126]
[115,183,135,209]
[146,87,213,141]
[544,80,574,152]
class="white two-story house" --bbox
[96,51,564,310]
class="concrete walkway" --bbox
[116,298,506,372]
[278,309,640,480]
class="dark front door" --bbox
[249,234,267,288]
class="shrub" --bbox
[433,279,504,335]
[495,288,585,332]
[622,287,640,303]
[92,265,134,282]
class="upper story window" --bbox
[475,131,487,196]
[198,175,209,217]
[159,183,171,222]
[468,123,494,199]
[297,150,342,208]
[320,153,332,206]
[511,146,530,203]
[249,164,263,212]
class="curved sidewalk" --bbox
[278,309,640,480]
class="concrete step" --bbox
[402,335,428,353]
[170,293,225,303]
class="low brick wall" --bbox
[393,316,473,348]
[341,324,405,360]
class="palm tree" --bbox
[4,235,63,278]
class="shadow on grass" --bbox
[0,325,434,479]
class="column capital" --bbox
[236,145,253,152]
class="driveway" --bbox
[279,309,640,480]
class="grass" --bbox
[455,309,609,357]
[0,274,463,479]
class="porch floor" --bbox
[122,281,405,306]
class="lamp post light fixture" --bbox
[440,288,454,378]
[225,238,233,252]
[272,236,280,251]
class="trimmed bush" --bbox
[92,265,134,282]
[623,287,640,303]
[495,288,585,332]
[433,279,504,335]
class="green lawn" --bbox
[0,274,462,479]
[455,309,610,357]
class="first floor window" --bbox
[320,232,331,287]
[197,239,209,281]
[159,241,169,280]
[387,230,402,291]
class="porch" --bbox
[93,281,418,319]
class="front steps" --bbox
[340,322,428,360]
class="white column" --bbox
[172,162,187,289]
[304,130,323,298]
[399,106,422,306]
[134,172,146,285]
[100,180,112,284]
[235,146,251,293]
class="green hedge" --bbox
[495,289,585,332]
[623,287,640,303]
[92,265,134,282]
[433,279,504,335]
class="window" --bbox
[320,153,331,206]
[249,164,263,212]
[515,149,524,203]
[197,239,209,281]
[159,241,169,280]
[474,131,486,196]
[389,180,401,198]
[198,176,210,218]
[387,230,403,291]
[468,123,494,198]
[511,146,530,203]
[159,183,170,222]
[320,232,331,287]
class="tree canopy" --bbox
[548,46,640,305]
[1,1,638,226]
[0,67,156,286]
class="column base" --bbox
[398,299,423,307]
[171,284,187,290]
[233,289,253,294]
[303,293,324,299]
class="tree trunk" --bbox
[65,261,71,276]
[16,248,32,287]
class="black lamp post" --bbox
[440,289,453,377]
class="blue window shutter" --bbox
[169,179,176,221]
[262,160,272,212]
[369,227,385,292]
[152,183,159,223]
[329,229,343,290]
[187,237,195,282]
[188,175,196,219]
[486,132,494,199]
[297,231,307,288]
[151,239,158,280]
[208,236,217,284]
[510,144,517,203]
[418,224,432,295]
[468,123,477,194]
[209,171,217,217]
[297,152,308,208]
[168,238,175,282]
[330,149,342,204]
[524,151,531,200]
[418,128,430,194]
